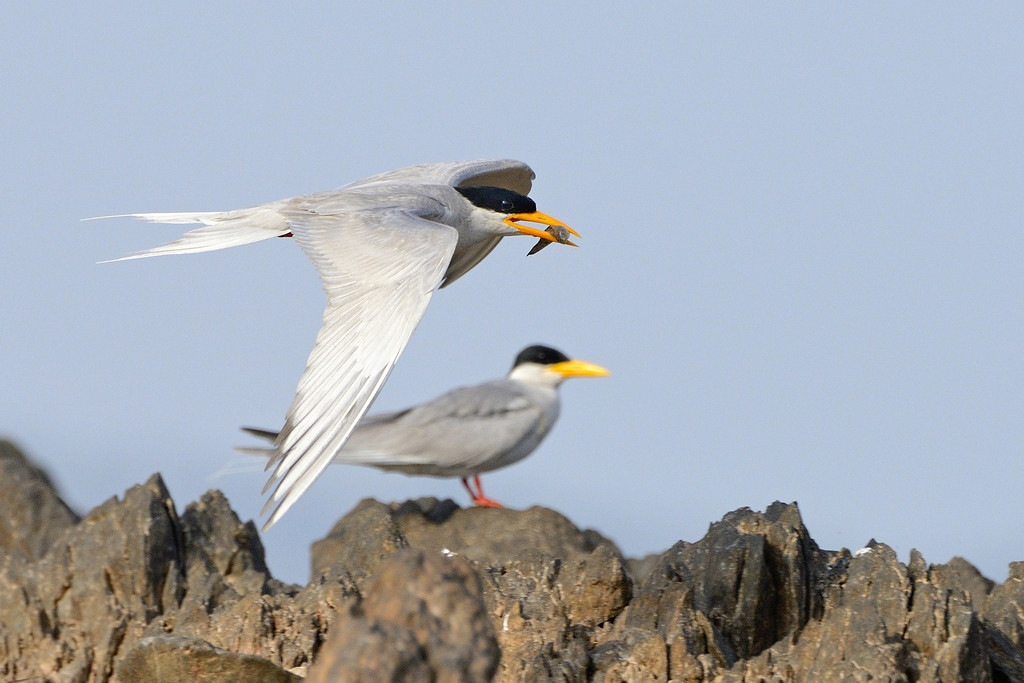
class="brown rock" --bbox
[981,561,1024,680]
[0,474,184,680]
[178,489,269,589]
[0,440,80,561]
[5,441,1024,683]
[145,491,359,674]
[480,546,629,682]
[934,555,995,613]
[0,473,358,681]
[595,501,825,680]
[117,633,299,682]
[590,627,669,682]
[309,497,632,682]
[392,498,621,565]
[307,548,498,682]
[725,542,999,681]
[306,619,432,682]
[311,498,409,585]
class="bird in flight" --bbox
[241,344,608,508]
[99,160,578,529]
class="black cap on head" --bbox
[513,345,570,368]
[457,186,537,215]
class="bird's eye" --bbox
[501,199,513,212]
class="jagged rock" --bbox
[935,555,995,612]
[311,498,410,586]
[392,500,630,682]
[590,626,670,681]
[0,468,356,681]
[593,502,826,680]
[0,440,80,561]
[143,491,360,674]
[0,474,184,681]
[4,441,1024,682]
[905,550,993,681]
[177,489,270,594]
[670,501,827,658]
[723,542,1002,682]
[307,548,498,682]
[311,497,632,681]
[478,544,629,682]
[983,562,1024,650]
[981,562,1024,680]
[117,633,299,682]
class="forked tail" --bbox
[93,205,292,262]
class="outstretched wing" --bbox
[343,159,535,195]
[261,203,458,530]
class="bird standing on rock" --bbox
[241,345,609,508]
[98,160,579,529]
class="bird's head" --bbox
[456,186,579,252]
[508,345,609,388]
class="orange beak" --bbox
[547,359,610,378]
[503,211,580,246]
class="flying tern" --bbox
[99,159,578,529]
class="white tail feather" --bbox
[94,206,292,262]
[86,211,225,224]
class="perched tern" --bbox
[241,345,609,508]
[99,160,579,529]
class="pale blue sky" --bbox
[2,3,1022,585]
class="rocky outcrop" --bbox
[981,562,1024,681]
[312,497,631,681]
[0,468,343,681]
[1,439,1023,682]
[0,440,80,562]
[117,634,301,683]
[591,501,829,680]
[305,548,498,682]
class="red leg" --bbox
[461,475,503,508]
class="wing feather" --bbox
[241,381,550,478]
[336,381,546,474]
[260,206,458,529]
[343,159,535,195]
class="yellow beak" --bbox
[547,359,610,378]
[503,211,580,246]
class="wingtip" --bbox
[260,488,279,515]
[260,495,289,532]
[260,475,278,496]
[96,253,154,265]
[83,214,134,222]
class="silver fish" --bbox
[528,224,573,255]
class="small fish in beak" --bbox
[528,224,574,255]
